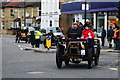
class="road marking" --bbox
[108,68,118,71]
[18,45,23,50]
[27,71,44,74]
[96,65,102,67]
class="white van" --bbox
[46,27,63,36]
[41,27,63,43]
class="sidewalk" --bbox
[24,45,57,53]
[101,46,120,53]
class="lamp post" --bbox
[84,0,87,24]
[24,1,26,28]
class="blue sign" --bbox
[46,36,51,40]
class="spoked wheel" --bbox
[64,58,69,66]
[56,44,65,69]
[87,48,93,69]
[56,54,62,69]
[94,45,100,65]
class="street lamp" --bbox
[84,0,87,24]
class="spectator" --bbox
[101,26,106,47]
[30,31,35,48]
[34,29,42,48]
[113,26,120,50]
[107,26,114,48]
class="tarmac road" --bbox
[2,35,119,78]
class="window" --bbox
[18,9,21,18]
[10,9,14,18]
[6,22,8,29]
[1,22,4,30]
[31,8,33,17]
[1,9,4,18]
[10,22,13,29]
[38,7,41,16]
[50,20,52,27]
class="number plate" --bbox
[94,45,97,47]
[81,50,85,55]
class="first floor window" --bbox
[50,20,52,27]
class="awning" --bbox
[89,7,118,12]
[14,18,21,22]
[61,10,90,14]
[61,7,118,14]
[5,0,20,7]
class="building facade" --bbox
[0,2,40,34]
[60,2,120,32]
[41,0,61,29]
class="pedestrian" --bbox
[15,28,21,43]
[113,26,120,50]
[43,30,56,48]
[34,29,42,48]
[101,26,106,47]
[29,31,35,48]
[107,26,114,48]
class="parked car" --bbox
[41,27,64,47]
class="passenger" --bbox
[67,23,82,39]
[81,24,96,39]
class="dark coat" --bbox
[67,27,82,39]
[107,29,114,38]
[101,29,106,38]
[30,31,35,45]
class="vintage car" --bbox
[56,36,100,69]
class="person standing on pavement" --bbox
[15,28,21,43]
[101,26,106,47]
[34,29,42,48]
[107,26,114,48]
[113,26,120,50]
[29,31,35,48]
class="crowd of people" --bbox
[15,20,120,50]
[67,20,120,50]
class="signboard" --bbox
[82,4,89,10]
[46,36,51,49]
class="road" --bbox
[2,35,119,78]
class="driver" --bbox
[67,23,82,39]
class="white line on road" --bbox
[27,71,44,74]
[18,45,23,50]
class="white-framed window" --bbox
[6,22,8,29]
[1,9,4,18]
[10,8,14,18]
[1,22,5,30]
[31,8,33,17]
[39,7,41,16]
[10,22,13,29]
[18,9,21,18]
